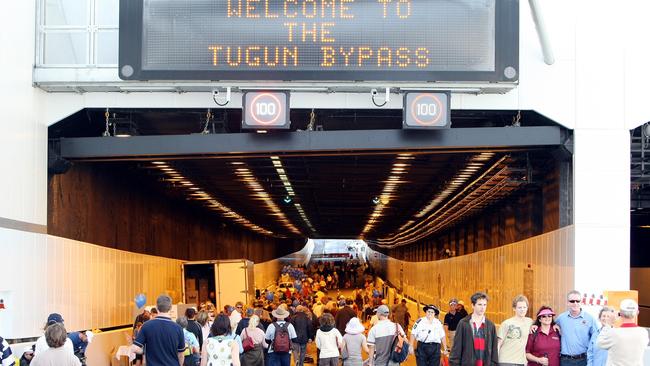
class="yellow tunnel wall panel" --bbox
[369,226,574,324]
[0,227,183,339]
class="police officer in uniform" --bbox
[408,305,447,366]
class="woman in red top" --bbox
[525,306,561,366]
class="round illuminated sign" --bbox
[403,92,450,129]
[243,91,290,129]
[250,93,282,125]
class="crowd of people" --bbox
[1,262,648,366]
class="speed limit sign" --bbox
[242,91,290,129]
[403,92,450,129]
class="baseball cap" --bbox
[620,299,639,312]
[47,313,64,325]
[374,305,390,315]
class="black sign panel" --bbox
[242,91,290,129]
[403,92,450,129]
[119,0,518,82]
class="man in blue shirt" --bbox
[131,294,186,366]
[68,330,93,365]
[554,290,596,366]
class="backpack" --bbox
[272,322,291,353]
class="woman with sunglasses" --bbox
[525,306,560,366]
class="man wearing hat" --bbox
[367,305,407,366]
[408,305,447,366]
[265,307,298,366]
[34,313,74,356]
[596,299,649,366]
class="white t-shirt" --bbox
[315,328,343,358]
[34,336,74,356]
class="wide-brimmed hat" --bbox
[345,317,366,335]
[537,308,555,317]
[272,307,290,319]
[423,304,440,316]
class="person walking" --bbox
[264,307,298,366]
[241,315,267,366]
[315,313,343,366]
[586,307,615,366]
[409,304,447,366]
[336,299,357,335]
[290,306,313,366]
[498,295,533,366]
[177,317,201,366]
[596,299,649,366]
[554,291,596,366]
[392,299,411,335]
[449,292,498,366]
[367,304,407,366]
[202,314,241,366]
[525,306,561,366]
[444,299,461,352]
[186,308,205,352]
[342,317,369,366]
[131,294,186,366]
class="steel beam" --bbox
[59,126,565,161]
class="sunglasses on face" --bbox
[568,300,580,303]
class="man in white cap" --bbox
[408,305,447,366]
[596,299,649,366]
[367,304,407,366]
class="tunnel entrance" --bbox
[47,108,572,263]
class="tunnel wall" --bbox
[254,239,314,290]
[378,161,563,261]
[0,227,183,339]
[368,226,574,324]
[48,163,305,263]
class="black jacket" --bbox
[290,312,314,344]
[449,316,498,366]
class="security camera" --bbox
[371,88,378,96]
[212,89,220,97]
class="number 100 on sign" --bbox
[403,92,450,129]
[243,91,290,129]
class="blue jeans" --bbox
[292,343,308,366]
[268,352,291,366]
[560,357,586,366]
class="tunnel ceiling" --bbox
[50,108,565,244]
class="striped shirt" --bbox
[0,337,14,366]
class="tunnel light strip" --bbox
[377,153,509,246]
[359,153,414,237]
[270,156,316,234]
[232,161,302,235]
[151,161,276,236]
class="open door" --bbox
[182,261,216,307]
[215,260,254,309]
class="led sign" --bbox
[242,91,290,129]
[403,92,450,129]
[119,0,518,82]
